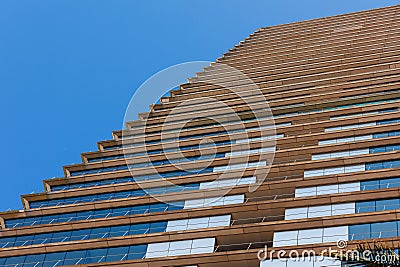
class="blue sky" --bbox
[0,0,398,211]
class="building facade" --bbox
[0,5,400,267]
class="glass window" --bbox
[84,248,108,264]
[5,256,26,266]
[339,182,360,193]
[349,224,370,240]
[323,226,348,243]
[308,205,331,218]
[70,229,90,241]
[295,187,316,197]
[366,162,383,171]
[273,231,298,247]
[32,232,53,245]
[285,207,308,220]
[382,177,400,189]
[88,228,109,240]
[14,235,33,247]
[374,132,388,138]
[149,221,167,233]
[63,250,87,266]
[371,221,397,239]
[24,254,46,267]
[317,185,338,195]
[298,229,323,245]
[51,231,70,243]
[106,246,129,262]
[376,199,400,211]
[370,147,386,153]
[128,223,149,235]
[361,180,380,191]
[108,225,130,238]
[332,203,355,216]
[168,240,192,256]
[356,201,375,213]
[127,244,147,260]
[0,237,15,248]
[43,252,66,267]
[111,207,130,217]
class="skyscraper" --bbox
[0,5,400,267]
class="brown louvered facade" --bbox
[0,5,400,267]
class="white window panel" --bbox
[213,166,228,172]
[317,184,339,195]
[199,181,219,189]
[314,258,342,267]
[308,205,332,218]
[340,137,356,143]
[305,164,365,178]
[227,150,250,157]
[206,197,224,207]
[285,207,308,220]
[235,134,283,144]
[169,240,192,256]
[323,226,348,243]
[325,122,376,132]
[227,148,274,157]
[260,260,286,267]
[286,203,355,220]
[325,166,344,175]
[334,151,351,158]
[248,161,267,168]
[199,176,256,189]
[200,179,235,189]
[339,182,360,193]
[218,179,238,187]
[332,203,355,216]
[224,194,245,205]
[325,127,339,132]
[214,162,265,172]
[344,164,365,173]
[298,183,360,197]
[184,195,244,209]
[330,115,349,120]
[304,169,324,178]
[298,228,323,245]
[311,153,330,160]
[167,215,231,232]
[257,125,274,130]
[339,125,352,130]
[295,187,317,197]
[363,122,377,127]
[349,149,369,156]
[146,238,215,259]
[238,176,257,185]
[261,147,276,153]
[166,219,189,232]
[273,230,298,247]
[287,260,311,267]
[187,217,209,230]
[261,257,342,267]
[318,139,336,145]
[355,135,373,141]
[184,198,205,209]
[209,215,231,227]
[146,242,170,258]
[191,238,215,254]
[319,135,373,146]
